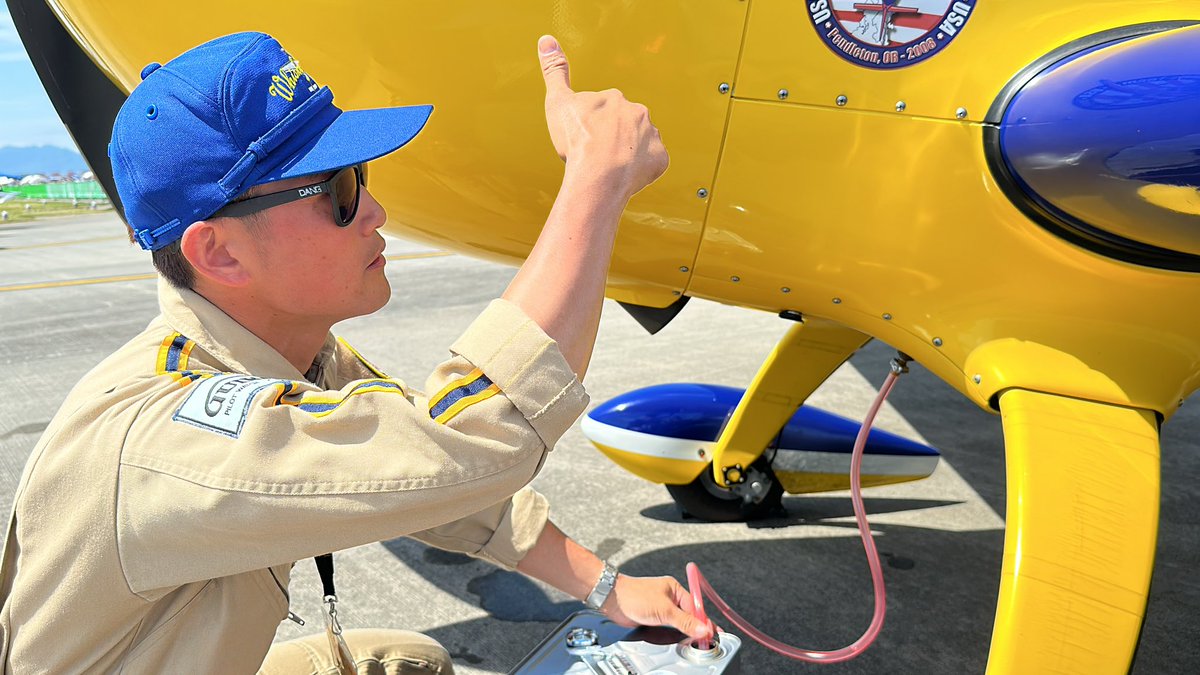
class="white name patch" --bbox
[173,374,282,438]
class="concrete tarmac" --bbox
[1,213,1197,673]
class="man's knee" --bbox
[344,629,454,674]
[260,628,455,675]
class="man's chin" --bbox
[355,278,392,318]
[325,278,391,325]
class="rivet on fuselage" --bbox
[730,276,741,282]
[956,107,968,119]
[778,89,789,100]
[718,82,731,95]
[836,95,848,106]
[896,101,907,112]
[933,337,943,347]
[679,266,690,273]
[781,287,791,293]
[882,313,892,320]
[697,188,709,199]
[832,297,842,304]
[973,374,982,384]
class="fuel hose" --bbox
[685,357,907,663]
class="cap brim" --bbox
[259,104,433,183]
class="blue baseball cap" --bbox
[109,32,433,251]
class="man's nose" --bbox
[357,188,387,233]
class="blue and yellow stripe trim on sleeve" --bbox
[278,379,406,417]
[428,368,500,424]
[157,331,407,417]
[156,332,210,387]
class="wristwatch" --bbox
[585,561,619,610]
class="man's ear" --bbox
[180,219,253,287]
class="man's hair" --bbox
[148,185,265,290]
[153,240,196,289]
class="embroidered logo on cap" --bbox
[269,53,319,102]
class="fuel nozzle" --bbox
[890,351,912,376]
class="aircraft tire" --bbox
[666,459,783,522]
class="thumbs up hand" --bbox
[537,35,668,200]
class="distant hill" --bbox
[0,145,89,177]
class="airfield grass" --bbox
[0,198,112,224]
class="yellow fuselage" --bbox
[33,3,1200,672]
[48,0,1200,420]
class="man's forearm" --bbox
[501,164,625,380]
[516,518,710,640]
[516,519,606,603]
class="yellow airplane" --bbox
[10,0,1199,672]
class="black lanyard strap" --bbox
[315,553,336,598]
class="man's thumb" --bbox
[538,35,571,96]
[674,608,712,640]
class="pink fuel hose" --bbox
[685,365,903,663]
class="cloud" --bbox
[0,7,18,42]
[0,7,73,149]
[0,7,28,63]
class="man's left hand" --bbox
[602,574,714,640]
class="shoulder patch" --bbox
[172,373,283,438]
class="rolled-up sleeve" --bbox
[448,299,588,446]
[116,299,588,596]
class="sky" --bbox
[0,6,78,149]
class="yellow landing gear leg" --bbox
[711,318,870,486]
[989,390,1160,674]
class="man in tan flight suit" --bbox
[0,31,709,673]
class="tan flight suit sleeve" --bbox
[116,299,587,599]
[404,484,549,569]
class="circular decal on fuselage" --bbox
[805,1,977,69]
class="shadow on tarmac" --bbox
[387,522,1004,674]
[639,497,964,527]
[382,338,1200,673]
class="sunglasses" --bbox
[214,164,368,226]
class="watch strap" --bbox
[584,561,619,610]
